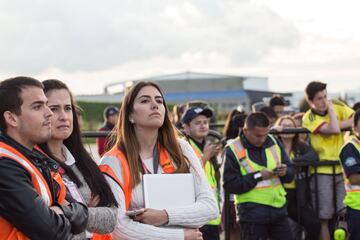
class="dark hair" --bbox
[0,76,43,133]
[39,79,117,207]
[259,106,277,120]
[112,81,190,188]
[305,81,327,101]
[224,113,247,140]
[354,109,360,128]
[269,95,286,107]
[245,112,270,129]
[353,102,360,112]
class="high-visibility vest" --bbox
[187,138,221,226]
[0,142,64,240]
[340,136,360,210]
[228,136,287,208]
[99,145,176,211]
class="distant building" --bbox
[77,71,291,113]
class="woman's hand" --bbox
[132,208,169,226]
[184,229,203,240]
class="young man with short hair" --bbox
[0,76,88,239]
[302,81,354,240]
[223,112,295,240]
[181,106,222,240]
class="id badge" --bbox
[63,178,85,204]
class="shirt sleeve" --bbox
[302,111,326,133]
[338,104,354,121]
[339,143,360,177]
[222,146,260,194]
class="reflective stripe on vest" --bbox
[34,145,66,204]
[0,142,53,240]
[188,139,221,225]
[100,145,176,211]
[341,136,360,210]
[228,136,287,208]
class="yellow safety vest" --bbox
[188,138,221,226]
[340,136,360,210]
[228,135,287,208]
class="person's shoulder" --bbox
[302,109,321,123]
[178,138,192,151]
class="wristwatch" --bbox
[254,172,263,181]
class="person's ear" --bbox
[3,111,19,128]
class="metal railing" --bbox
[82,127,348,240]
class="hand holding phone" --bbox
[272,164,287,176]
[126,208,145,217]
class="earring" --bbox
[130,119,134,123]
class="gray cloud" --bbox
[0,0,300,74]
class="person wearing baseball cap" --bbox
[181,106,222,240]
[96,105,119,157]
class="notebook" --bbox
[143,173,196,209]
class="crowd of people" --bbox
[0,76,360,240]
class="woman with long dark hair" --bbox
[100,81,218,240]
[39,79,118,239]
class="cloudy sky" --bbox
[0,0,359,95]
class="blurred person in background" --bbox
[302,81,354,240]
[275,116,320,240]
[39,79,118,239]
[259,106,278,126]
[97,105,119,157]
[172,103,186,130]
[181,106,222,240]
[270,95,286,118]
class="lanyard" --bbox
[141,145,160,174]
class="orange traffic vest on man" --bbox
[99,145,176,210]
[0,142,67,240]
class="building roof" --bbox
[163,90,247,102]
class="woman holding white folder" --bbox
[100,81,218,240]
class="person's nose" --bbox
[59,109,69,121]
[45,106,53,119]
[151,100,159,110]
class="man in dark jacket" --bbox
[223,112,295,240]
[0,76,88,240]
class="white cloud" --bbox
[0,0,300,83]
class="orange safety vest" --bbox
[0,142,65,240]
[99,145,176,210]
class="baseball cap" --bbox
[181,107,213,124]
[104,106,119,118]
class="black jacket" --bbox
[223,132,295,224]
[0,135,88,240]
